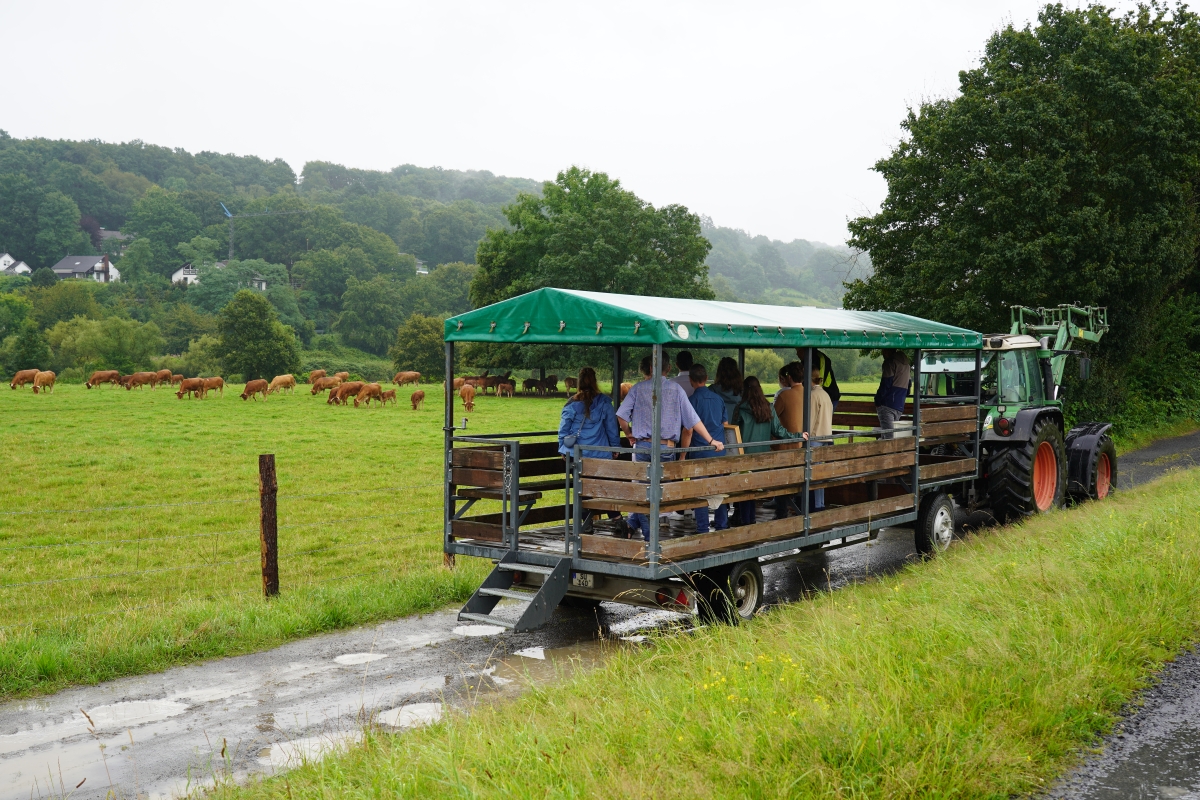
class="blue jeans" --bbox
[627,442,676,541]
[695,503,728,533]
[735,500,756,525]
[809,440,826,511]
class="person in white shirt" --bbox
[669,351,695,397]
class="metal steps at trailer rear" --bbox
[457,556,571,633]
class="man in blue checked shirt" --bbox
[616,355,725,540]
[686,363,728,533]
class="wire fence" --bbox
[0,473,460,635]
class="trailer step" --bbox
[497,562,555,576]
[458,612,515,628]
[479,587,538,601]
[458,555,572,633]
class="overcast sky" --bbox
[3,1,1122,247]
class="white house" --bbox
[171,264,200,285]
[0,253,31,275]
[49,255,120,283]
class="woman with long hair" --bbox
[710,356,743,421]
[557,367,627,535]
[731,376,807,525]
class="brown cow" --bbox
[354,383,383,408]
[310,376,343,395]
[460,383,476,412]
[10,369,39,389]
[410,389,425,410]
[497,382,514,397]
[333,372,350,381]
[543,374,559,392]
[328,381,364,405]
[31,371,56,394]
[564,377,578,391]
[452,377,466,390]
[620,382,632,401]
[124,372,157,390]
[171,374,184,386]
[176,377,205,399]
[308,369,327,384]
[154,369,172,387]
[85,370,121,389]
[380,389,397,406]
[393,371,421,387]
[522,378,540,394]
[201,377,224,396]
[241,379,269,401]
[267,374,296,395]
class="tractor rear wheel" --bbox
[986,416,1066,522]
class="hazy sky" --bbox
[3,1,1121,247]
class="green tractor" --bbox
[923,304,1116,521]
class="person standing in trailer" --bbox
[557,367,628,536]
[875,349,911,438]
[685,363,728,533]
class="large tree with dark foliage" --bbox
[470,167,713,306]
[214,290,299,380]
[845,3,1200,424]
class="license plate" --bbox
[571,572,595,589]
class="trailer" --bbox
[443,289,984,631]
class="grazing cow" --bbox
[522,378,540,394]
[564,377,578,391]
[310,376,342,395]
[477,370,512,394]
[380,389,397,406]
[85,370,121,389]
[31,371,56,394]
[543,374,559,392]
[308,369,327,385]
[171,374,184,386]
[354,383,383,408]
[452,377,466,390]
[124,372,157,390]
[241,379,269,401]
[497,382,514,397]
[333,372,350,381]
[10,369,39,389]
[393,371,421,387]
[459,383,476,412]
[176,377,205,399]
[154,369,173,387]
[328,381,364,405]
[268,374,296,395]
[410,389,425,410]
[202,377,224,396]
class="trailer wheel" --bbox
[986,415,1066,521]
[915,492,954,556]
[697,561,764,624]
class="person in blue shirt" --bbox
[686,363,728,533]
[558,367,627,535]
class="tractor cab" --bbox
[979,334,1050,410]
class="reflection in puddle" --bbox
[334,653,389,666]
[453,624,507,637]
[83,700,189,730]
[377,703,443,729]
[258,731,361,770]
[513,646,545,660]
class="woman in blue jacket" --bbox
[558,367,627,535]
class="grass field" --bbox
[0,379,566,698]
[214,468,1200,800]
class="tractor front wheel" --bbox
[986,416,1067,522]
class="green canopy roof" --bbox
[444,289,981,350]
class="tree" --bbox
[29,281,102,328]
[214,289,299,380]
[157,302,216,355]
[0,292,32,340]
[389,313,446,379]
[122,187,202,277]
[843,4,1200,421]
[397,261,476,321]
[334,275,406,355]
[33,191,92,267]
[47,316,164,374]
[5,319,50,374]
[116,238,156,284]
[30,268,57,288]
[471,166,713,307]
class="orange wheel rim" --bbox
[1033,442,1057,511]
[1096,452,1112,499]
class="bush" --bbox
[744,349,784,383]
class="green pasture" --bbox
[0,379,569,697]
[217,469,1200,800]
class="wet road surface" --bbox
[2,431,1195,799]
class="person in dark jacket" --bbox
[558,367,626,535]
[875,349,911,438]
[686,364,728,533]
[732,377,807,525]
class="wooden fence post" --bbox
[259,454,279,598]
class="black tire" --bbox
[696,561,763,624]
[1075,435,1117,502]
[986,415,1066,522]
[915,491,954,556]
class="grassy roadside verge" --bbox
[1110,414,1200,454]
[217,470,1200,799]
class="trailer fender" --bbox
[981,407,1062,444]
[1065,422,1116,499]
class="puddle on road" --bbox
[334,652,389,666]
[258,731,361,770]
[84,699,189,730]
[376,703,443,729]
[513,646,545,660]
[453,624,508,637]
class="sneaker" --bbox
[667,511,687,520]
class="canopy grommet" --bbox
[559,320,565,332]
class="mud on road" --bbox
[1,431,1195,799]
